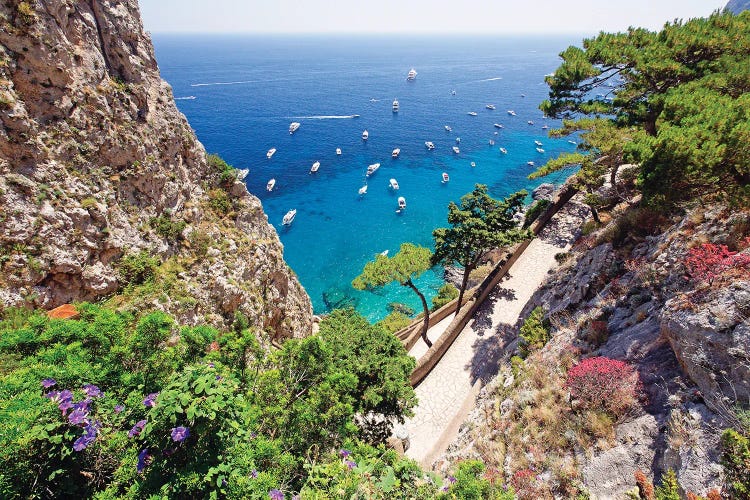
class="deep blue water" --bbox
[152,34,580,322]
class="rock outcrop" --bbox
[0,1,312,338]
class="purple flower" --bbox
[143,392,158,408]
[114,404,125,413]
[345,460,357,470]
[208,362,215,368]
[269,489,284,500]
[44,390,60,400]
[442,485,450,492]
[170,426,190,442]
[82,384,102,398]
[58,399,74,415]
[56,389,74,403]
[447,475,457,484]
[215,375,222,380]
[73,399,92,412]
[73,434,95,451]
[137,448,151,473]
[41,378,57,388]
[128,419,147,438]
[250,469,258,479]
[68,408,89,426]
[339,449,351,458]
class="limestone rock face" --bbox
[0,1,312,338]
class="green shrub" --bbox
[207,153,236,186]
[118,250,159,287]
[149,214,187,241]
[208,189,231,216]
[654,469,680,500]
[432,283,459,310]
[519,306,551,357]
[377,311,412,333]
[721,429,750,498]
[523,199,552,228]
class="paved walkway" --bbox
[403,201,588,466]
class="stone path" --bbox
[403,200,589,466]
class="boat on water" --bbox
[528,120,535,125]
[336,147,342,155]
[467,111,478,116]
[534,140,543,147]
[442,172,450,183]
[527,161,535,167]
[499,147,508,154]
[289,122,300,134]
[380,249,389,256]
[425,141,435,150]
[536,148,545,153]
[398,196,406,210]
[507,110,517,116]
[282,209,296,226]
[362,130,369,140]
[470,162,476,167]
[568,140,577,145]
[486,104,496,110]
[358,185,368,195]
[266,178,276,191]
[236,169,249,181]
[310,161,320,173]
[266,148,276,159]
[444,125,452,132]
[489,139,495,146]
[451,90,456,95]
[392,148,400,158]
[392,99,399,112]
[494,123,503,129]
[407,68,417,81]
[456,137,461,143]
[366,163,380,176]
[389,178,399,190]
[541,125,549,130]
[452,146,460,154]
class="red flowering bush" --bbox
[510,469,539,499]
[685,242,750,285]
[565,357,640,417]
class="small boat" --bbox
[425,141,435,150]
[392,99,399,112]
[366,163,380,176]
[362,130,369,140]
[266,178,276,191]
[507,110,517,116]
[528,120,535,125]
[534,140,543,147]
[442,172,450,183]
[392,148,400,158]
[521,94,526,97]
[444,125,452,132]
[336,147,342,155]
[568,140,577,145]
[389,178,400,190]
[541,125,549,130]
[455,137,461,143]
[536,148,545,153]
[266,148,276,159]
[467,111,478,116]
[282,209,296,226]
[310,161,320,173]
[380,249,389,256]
[236,169,249,181]
[451,90,456,95]
[494,123,503,129]
[398,196,406,209]
[289,122,300,134]
[486,104,496,110]
[494,131,499,135]
[470,162,476,167]
[499,147,508,154]
[358,185,368,195]
[407,68,417,81]
[527,161,535,167]
[488,139,495,146]
[452,146,460,154]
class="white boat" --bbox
[541,125,549,130]
[366,163,380,176]
[455,137,461,143]
[336,147,342,155]
[568,140,577,145]
[467,111,478,116]
[310,161,320,173]
[398,196,406,209]
[488,139,495,146]
[266,148,277,159]
[536,148,545,153]
[266,178,276,191]
[425,141,435,150]
[392,148,400,158]
[534,140,543,147]
[451,90,456,95]
[499,147,508,154]
[442,172,450,183]
[444,125,452,132]
[362,130,369,140]
[392,99,399,112]
[507,110,516,116]
[494,123,503,129]
[389,178,400,190]
[358,185,368,195]
[527,161,535,167]
[407,68,417,81]
[486,104,496,110]
[528,120,535,125]
[380,249,389,256]
[470,162,476,167]
[452,146,460,154]
[282,209,296,226]
[236,169,249,181]
[289,122,300,134]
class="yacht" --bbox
[568,140,577,145]
[392,148,400,158]
[470,162,476,167]
[499,147,508,154]
[336,147,342,155]
[467,111,478,116]
[494,123,503,129]
[528,120,535,125]
[362,130,369,140]
[406,68,417,81]
[486,104,496,110]
[455,137,461,143]
[266,178,276,192]
[358,185,368,195]
[442,172,450,183]
[527,161,535,167]
[452,146,460,154]
[541,125,549,130]
[282,209,296,226]
[398,196,406,210]
[392,99,399,112]
[488,139,495,146]
[366,163,381,176]
[389,178,400,190]
[451,90,456,95]
[536,148,545,153]
[266,148,276,159]
[425,141,435,150]
[507,110,517,116]
[310,161,320,173]
[289,122,300,134]
[444,125,452,132]
[534,140,543,147]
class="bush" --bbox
[598,207,669,249]
[565,356,640,418]
[377,311,412,334]
[207,153,236,186]
[432,283,459,310]
[208,189,231,216]
[519,307,550,357]
[523,199,551,229]
[149,214,187,241]
[118,250,159,287]
[721,429,750,498]
[685,242,750,285]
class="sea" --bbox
[152,34,582,322]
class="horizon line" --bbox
[148,30,595,37]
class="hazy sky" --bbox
[139,0,727,35]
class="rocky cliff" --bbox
[0,0,312,338]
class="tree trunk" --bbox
[590,205,601,224]
[405,279,432,348]
[455,264,473,316]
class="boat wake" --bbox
[291,115,360,120]
[175,96,196,100]
[475,76,503,83]
[190,80,257,87]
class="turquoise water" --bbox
[152,35,579,322]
